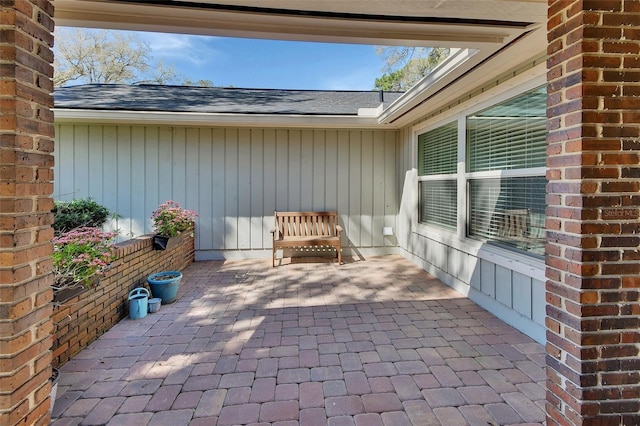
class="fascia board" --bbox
[377,48,482,125]
[52,109,393,130]
[379,26,546,127]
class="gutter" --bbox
[52,109,394,130]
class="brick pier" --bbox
[545,1,640,424]
[0,1,56,425]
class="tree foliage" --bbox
[55,28,170,86]
[374,47,450,91]
[54,28,181,87]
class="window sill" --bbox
[414,223,545,281]
[475,243,545,281]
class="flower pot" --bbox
[52,284,87,304]
[152,234,181,250]
[148,297,162,313]
[147,271,182,304]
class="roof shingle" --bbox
[54,84,403,116]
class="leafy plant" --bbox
[51,227,118,290]
[53,198,113,235]
[151,200,198,237]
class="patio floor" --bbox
[51,255,547,426]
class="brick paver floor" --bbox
[52,255,546,425]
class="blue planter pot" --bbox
[147,271,182,304]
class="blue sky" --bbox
[134,31,386,90]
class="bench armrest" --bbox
[335,225,343,235]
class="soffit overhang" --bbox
[54,0,545,48]
[52,0,547,128]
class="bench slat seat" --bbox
[270,211,342,266]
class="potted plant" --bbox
[51,227,118,302]
[151,200,198,250]
[147,271,183,304]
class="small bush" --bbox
[53,198,112,235]
[52,227,118,290]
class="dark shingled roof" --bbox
[54,84,404,115]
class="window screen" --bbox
[417,121,458,230]
[467,87,546,172]
[418,121,458,176]
[419,180,457,230]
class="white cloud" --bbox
[135,32,220,66]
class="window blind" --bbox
[419,180,457,230]
[468,176,546,255]
[418,121,458,176]
[467,87,546,172]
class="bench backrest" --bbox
[274,211,339,237]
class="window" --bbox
[417,121,457,230]
[466,86,547,255]
[468,177,546,253]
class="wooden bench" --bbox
[270,211,343,267]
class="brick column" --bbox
[0,1,55,425]
[546,1,640,424]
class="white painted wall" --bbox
[54,124,399,259]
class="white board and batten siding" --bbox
[396,131,546,344]
[54,124,400,259]
[394,73,548,344]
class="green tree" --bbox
[374,47,450,91]
[54,28,178,87]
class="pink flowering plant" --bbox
[151,200,198,237]
[51,227,118,290]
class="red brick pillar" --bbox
[0,1,55,425]
[546,1,640,424]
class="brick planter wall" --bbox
[546,1,640,424]
[51,233,195,367]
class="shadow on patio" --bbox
[51,255,546,425]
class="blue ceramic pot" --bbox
[147,271,182,304]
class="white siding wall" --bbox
[397,126,546,344]
[395,74,547,344]
[54,124,399,259]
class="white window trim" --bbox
[418,173,457,181]
[465,166,547,180]
[415,117,460,232]
[413,224,545,281]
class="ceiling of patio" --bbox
[54,0,547,46]
[53,0,548,127]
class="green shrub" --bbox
[53,198,113,235]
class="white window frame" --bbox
[416,119,459,231]
[412,72,546,274]
[465,86,547,257]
